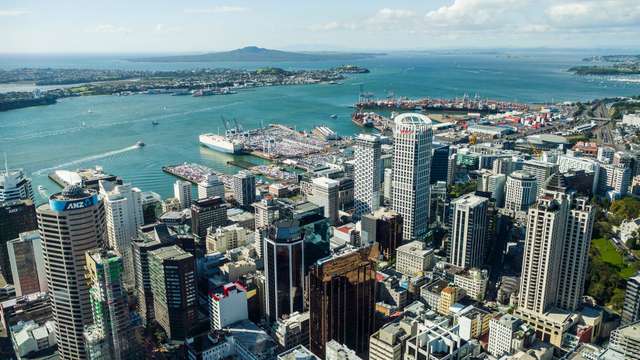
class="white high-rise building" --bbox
[198,174,225,200]
[37,185,106,359]
[210,283,248,330]
[449,193,489,268]
[173,180,192,210]
[522,160,556,196]
[309,177,339,225]
[504,171,537,212]
[383,168,393,203]
[0,168,34,204]
[233,171,256,208]
[518,192,568,314]
[392,113,433,241]
[488,314,523,357]
[487,173,506,208]
[100,182,144,287]
[353,134,382,219]
[556,196,595,311]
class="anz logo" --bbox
[65,198,93,211]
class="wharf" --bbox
[227,159,258,170]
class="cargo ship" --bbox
[199,133,244,154]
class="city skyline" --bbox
[1,0,639,53]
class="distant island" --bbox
[0,65,370,111]
[569,54,640,75]
[129,46,384,63]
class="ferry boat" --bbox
[152,121,159,126]
[136,140,145,147]
[199,133,243,154]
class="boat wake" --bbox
[33,144,140,176]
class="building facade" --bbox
[449,193,489,268]
[7,231,46,296]
[353,134,382,219]
[37,185,106,359]
[392,113,433,241]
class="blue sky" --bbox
[2,0,640,53]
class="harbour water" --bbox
[1,50,639,201]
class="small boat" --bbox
[330,114,338,119]
[87,109,93,114]
[136,141,145,147]
[152,121,159,126]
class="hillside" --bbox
[129,46,384,63]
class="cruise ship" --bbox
[199,133,244,154]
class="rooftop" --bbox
[395,112,432,126]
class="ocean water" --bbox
[1,50,639,202]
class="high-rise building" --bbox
[392,113,433,241]
[354,134,382,219]
[131,224,172,325]
[518,192,568,314]
[233,171,256,208]
[487,173,506,208]
[622,273,640,325]
[7,231,46,296]
[37,185,106,359]
[149,245,196,340]
[83,250,133,360]
[264,219,305,322]
[609,322,640,360]
[0,168,34,204]
[253,196,280,259]
[100,182,144,287]
[522,160,556,196]
[309,246,378,358]
[140,191,162,225]
[488,314,524,357]
[198,174,225,200]
[360,208,402,261]
[504,170,537,212]
[431,142,450,184]
[173,180,192,210]
[598,163,631,198]
[0,199,37,283]
[191,196,227,238]
[449,193,489,268]
[556,196,595,311]
[383,168,393,203]
[309,177,339,225]
[210,282,248,330]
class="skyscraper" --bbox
[100,182,144,287]
[197,173,225,200]
[83,250,133,360]
[504,171,537,212]
[233,171,256,208]
[449,193,489,268]
[309,177,339,225]
[518,192,568,314]
[253,195,280,259]
[556,196,595,311]
[309,245,378,358]
[131,224,172,325]
[522,160,557,196]
[0,199,37,283]
[7,231,46,296]
[431,142,450,184]
[0,168,34,204]
[360,208,403,261]
[264,219,305,322]
[353,134,382,219]
[173,180,192,210]
[149,245,197,340]
[392,113,433,241]
[622,272,640,325]
[37,185,106,359]
[190,196,227,238]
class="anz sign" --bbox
[49,194,98,212]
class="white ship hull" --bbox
[199,134,243,154]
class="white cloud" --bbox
[0,9,29,16]
[87,24,132,34]
[425,0,527,29]
[308,21,357,32]
[184,6,248,14]
[546,1,640,28]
